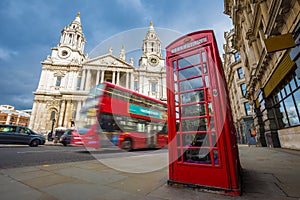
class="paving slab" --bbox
[0,145,300,200]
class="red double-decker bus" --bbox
[76,82,168,150]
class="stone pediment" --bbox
[83,54,134,69]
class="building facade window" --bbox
[237,67,244,79]
[56,77,62,87]
[134,81,138,91]
[244,102,251,116]
[76,77,81,89]
[234,52,240,62]
[272,74,300,128]
[151,82,157,93]
[240,83,247,97]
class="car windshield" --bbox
[77,128,89,135]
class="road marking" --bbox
[17,150,69,153]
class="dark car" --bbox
[59,129,83,146]
[0,125,45,147]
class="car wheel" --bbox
[122,138,133,151]
[30,139,40,147]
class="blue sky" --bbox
[0,0,232,110]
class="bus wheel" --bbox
[122,138,132,151]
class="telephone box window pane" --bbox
[201,51,206,62]
[181,118,207,132]
[190,133,210,147]
[180,78,203,91]
[177,149,182,162]
[181,104,206,117]
[184,148,212,164]
[208,103,213,115]
[210,117,215,130]
[173,60,176,69]
[175,95,179,106]
[205,76,209,87]
[175,106,179,118]
[174,71,178,81]
[176,120,180,132]
[174,82,178,92]
[181,134,209,147]
[178,54,200,68]
[213,150,219,165]
[178,66,201,80]
[182,134,195,146]
[203,64,208,74]
[181,90,205,104]
[176,134,181,146]
[211,133,217,147]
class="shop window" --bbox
[284,95,300,126]
[272,73,300,128]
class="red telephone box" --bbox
[166,30,241,196]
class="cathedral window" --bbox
[134,81,139,91]
[151,82,157,93]
[62,50,68,56]
[56,77,62,87]
[76,77,81,89]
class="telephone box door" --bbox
[166,30,240,195]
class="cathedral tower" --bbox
[29,13,87,133]
[135,22,166,100]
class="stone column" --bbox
[130,72,134,91]
[260,2,268,25]
[38,70,47,90]
[6,114,11,124]
[63,100,71,127]
[116,71,120,85]
[101,70,105,83]
[251,40,260,62]
[96,70,100,85]
[44,71,51,90]
[112,71,116,84]
[75,101,82,121]
[80,69,86,90]
[29,101,38,129]
[36,103,46,132]
[126,72,129,88]
[72,71,78,90]
[85,69,91,90]
[58,100,66,127]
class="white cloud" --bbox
[0,47,18,61]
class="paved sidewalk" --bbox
[0,145,299,200]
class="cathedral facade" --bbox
[29,13,166,133]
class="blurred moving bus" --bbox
[76,82,168,150]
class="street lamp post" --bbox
[51,118,56,141]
